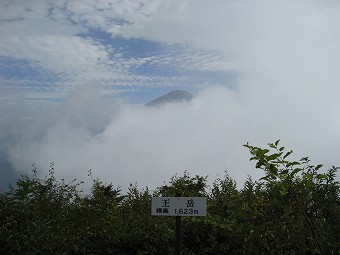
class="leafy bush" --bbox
[0,141,338,254]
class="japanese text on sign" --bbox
[151,197,207,216]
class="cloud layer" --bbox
[1,0,340,190]
[0,0,236,100]
[6,84,340,192]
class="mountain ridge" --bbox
[145,90,193,107]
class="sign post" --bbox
[175,193,181,255]
[151,196,207,255]
[175,214,181,255]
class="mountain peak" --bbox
[146,90,193,107]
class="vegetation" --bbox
[1,141,339,254]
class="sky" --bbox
[1,0,340,192]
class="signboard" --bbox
[151,197,207,216]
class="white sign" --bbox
[151,197,207,216]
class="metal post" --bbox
[175,214,181,255]
[174,193,181,255]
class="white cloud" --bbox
[1,0,339,191]
[117,0,340,85]
[148,48,236,72]
[118,0,340,161]
[0,1,234,99]
[1,0,240,101]
[6,86,253,191]
[6,85,340,193]
[0,0,50,21]
[61,0,161,32]
[117,0,340,54]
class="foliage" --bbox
[243,140,340,254]
[155,171,208,197]
[0,141,339,254]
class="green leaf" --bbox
[268,143,276,149]
[281,170,288,175]
[316,174,327,180]
[304,173,314,180]
[283,150,293,159]
[286,161,300,167]
[267,153,281,161]
[305,180,313,187]
[262,149,270,155]
[256,161,264,168]
[268,164,278,175]
[260,176,270,181]
[275,139,280,146]
[300,157,310,163]
[279,189,287,196]
[290,168,302,176]
[315,164,323,171]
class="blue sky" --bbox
[1,0,340,191]
[0,1,236,103]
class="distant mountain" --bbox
[146,90,193,107]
